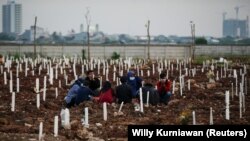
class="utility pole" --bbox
[145,20,150,60]
[190,21,195,61]
[33,16,37,59]
[85,8,91,60]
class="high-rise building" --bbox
[95,24,99,32]
[2,0,22,34]
[80,24,84,33]
[223,18,249,38]
[222,7,249,38]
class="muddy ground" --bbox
[0,57,249,141]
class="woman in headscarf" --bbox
[95,81,115,104]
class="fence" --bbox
[0,45,249,59]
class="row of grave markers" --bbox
[0,55,247,83]
[3,56,247,110]
[8,85,249,139]
[0,55,248,140]
[2,59,246,116]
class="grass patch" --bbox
[193,55,214,65]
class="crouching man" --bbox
[64,77,94,108]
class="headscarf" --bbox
[101,81,112,93]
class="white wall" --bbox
[0,45,249,59]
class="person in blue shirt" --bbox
[64,77,94,108]
[127,71,142,98]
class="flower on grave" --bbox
[206,70,215,79]
[177,109,191,125]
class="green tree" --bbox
[0,33,15,41]
[52,32,60,41]
[82,49,86,60]
[111,52,120,60]
[219,36,235,44]
[238,38,250,44]
[195,37,207,45]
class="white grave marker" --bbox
[84,107,89,128]
[38,122,43,141]
[139,88,144,113]
[54,116,58,137]
[225,91,230,120]
[103,102,107,121]
[192,111,196,125]
[209,107,213,125]
[11,92,15,112]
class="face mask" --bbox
[130,77,135,80]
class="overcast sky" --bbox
[0,0,250,37]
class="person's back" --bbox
[127,71,142,98]
[74,85,94,105]
[64,77,94,108]
[140,83,159,106]
[97,81,114,104]
[98,88,114,104]
[116,76,133,104]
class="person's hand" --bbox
[93,97,99,102]
[132,98,138,104]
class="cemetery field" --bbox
[0,56,249,141]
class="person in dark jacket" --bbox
[95,81,115,104]
[64,77,94,108]
[116,76,133,104]
[85,70,100,96]
[137,81,159,106]
[127,71,142,98]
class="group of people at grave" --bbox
[64,70,173,108]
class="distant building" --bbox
[89,24,99,35]
[71,32,87,43]
[68,31,105,44]
[21,26,50,42]
[80,24,84,33]
[223,16,249,38]
[95,24,99,33]
[2,0,22,34]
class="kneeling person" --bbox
[138,81,159,106]
[64,78,94,108]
